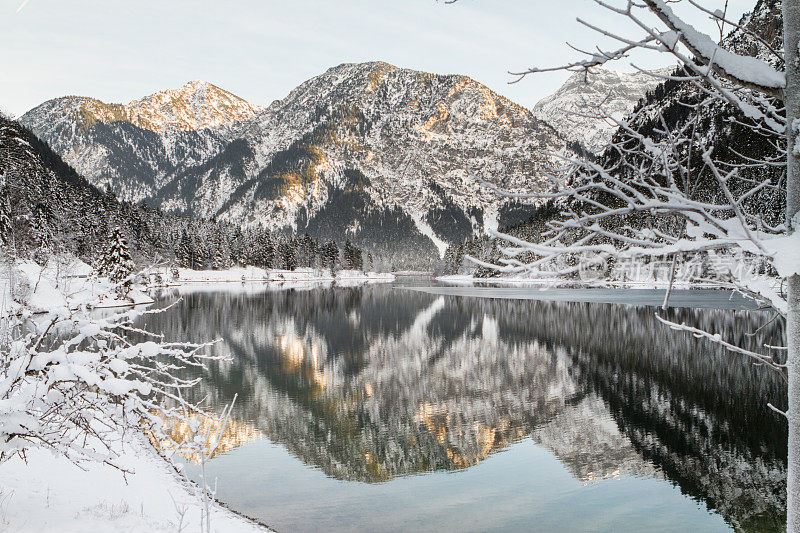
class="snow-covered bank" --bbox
[5,257,153,314]
[437,274,725,289]
[0,431,268,533]
[151,266,395,285]
[158,280,333,298]
[335,269,395,286]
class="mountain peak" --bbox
[533,66,671,153]
[126,81,260,134]
[21,81,260,136]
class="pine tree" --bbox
[31,203,51,249]
[213,246,228,270]
[281,238,298,270]
[263,232,275,268]
[320,241,339,272]
[451,243,465,274]
[0,195,11,247]
[294,233,316,268]
[97,228,135,294]
[343,240,363,270]
[177,229,194,269]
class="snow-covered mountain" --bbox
[533,67,670,154]
[22,62,565,264]
[123,80,261,134]
[19,81,259,202]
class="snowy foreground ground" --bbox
[0,433,268,533]
[1,257,270,532]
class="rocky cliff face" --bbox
[21,63,566,264]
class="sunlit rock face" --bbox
[124,81,260,135]
[21,62,566,266]
[138,285,786,529]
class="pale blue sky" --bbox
[1,0,754,117]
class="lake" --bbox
[138,281,787,532]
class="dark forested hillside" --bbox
[0,116,364,272]
[597,0,786,225]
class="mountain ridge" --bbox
[21,61,572,265]
[23,81,260,135]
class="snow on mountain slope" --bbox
[19,82,259,202]
[533,67,671,154]
[161,62,566,259]
[125,80,260,134]
[21,62,566,264]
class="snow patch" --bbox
[411,214,448,258]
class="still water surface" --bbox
[139,282,787,532]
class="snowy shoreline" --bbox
[436,274,732,290]
[0,429,272,532]
[0,257,272,532]
[148,266,396,285]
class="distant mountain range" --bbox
[19,62,662,263]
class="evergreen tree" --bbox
[294,233,316,268]
[320,241,339,272]
[213,246,228,270]
[264,232,276,268]
[97,228,135,294]
[0,195,11,247]
[343,240,363,270]
[31,203,52,249]
[177,229,194,269]
[283,239,298,270]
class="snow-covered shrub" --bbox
[9,267,31,305]
[0,299,221,469]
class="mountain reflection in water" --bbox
[138,284,787,532]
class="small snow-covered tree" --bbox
[96,228,135,294]
[461,0,798,527]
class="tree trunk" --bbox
[784,0,799,530]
